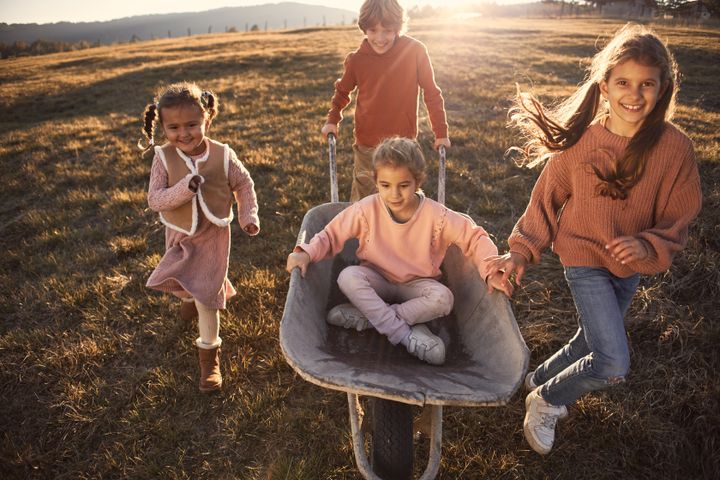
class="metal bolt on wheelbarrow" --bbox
[280,134,529,479]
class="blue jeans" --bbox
[530,267,640,407]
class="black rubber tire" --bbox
[370,397,413,480]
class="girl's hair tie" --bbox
[201,91,210,105]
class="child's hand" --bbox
[606,236,649,265]
[286,251,311,277]
[243,224,259,235]
[188,175,202,193]
[322,123,338,139]
[484,252,528,287]
[434,138,451,150]
[486,271,514,297]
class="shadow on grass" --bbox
[0,51,343,128]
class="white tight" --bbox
[195,300,221,349]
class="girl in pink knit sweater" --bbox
[139,82,260,393]
[286,137,511,365]
[486,24,702,454]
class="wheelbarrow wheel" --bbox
[370,397,413,479]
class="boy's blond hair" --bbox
[358,0,407,35]
[373,137,426,187]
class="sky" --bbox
[0,0,487,25]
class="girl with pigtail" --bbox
[485,24,702,454]
[139,81,259,393]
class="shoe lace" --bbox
[537,406,562,430]
[540,413,558,430]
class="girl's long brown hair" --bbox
[508,23,679,200]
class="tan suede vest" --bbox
[155,139,233,235]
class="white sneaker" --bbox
[525,372,537,391]
[405,325,446,365]
[326,303,372,331]
[523,388,567,455]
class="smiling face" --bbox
[375,164,420,222]
[365,22,398,55]
[160,104,209,156]
[600,58,665,137]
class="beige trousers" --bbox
[350,144,377,202]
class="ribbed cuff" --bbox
[196,337,222,350]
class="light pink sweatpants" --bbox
[337,265,454,345]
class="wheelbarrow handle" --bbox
[438,145,446,206]
[327,133,339,203]
[327,137,444,205]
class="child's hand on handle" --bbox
[484,252,528,290]
[243,224,259,235]
[606,236,649,264]
[321,123,338,139]
[434,138,451,150]
[486,271,514,297]
[286,251,311,278]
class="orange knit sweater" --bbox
[327,35,448,147]
[509,122,702,277]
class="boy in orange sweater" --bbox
[321,0,451,201]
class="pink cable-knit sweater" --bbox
[146,139,259,309]
[296,193,498,284]
[509,122,702,277]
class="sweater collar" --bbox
[175,138,210,171]
[377,191,426,225]
[590,120,632,149]
[358,35,408,58]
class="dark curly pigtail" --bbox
[201,90,219,123]
[138,103,158,154]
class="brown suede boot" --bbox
[197,346,222,393]
[180,300,198,321]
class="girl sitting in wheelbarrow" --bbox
[286,137,512,365]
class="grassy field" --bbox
[1,16,718,479]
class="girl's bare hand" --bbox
[606,236,649,264]
[484,252,528,289]
[486,271,514,297]
[243,224,259,235]
[286,251,311,277]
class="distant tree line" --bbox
[570,0,718,16]
[0,39,101,59]
[658,0,719,15]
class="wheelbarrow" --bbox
[280,135,529,479]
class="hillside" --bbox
[0,18,718,479]
[0,2,355,44]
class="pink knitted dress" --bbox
[146,141,259,310]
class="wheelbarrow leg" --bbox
[347,393,443,480]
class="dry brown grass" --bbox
[1,17,718,479]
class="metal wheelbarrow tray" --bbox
[280,139,529,479]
